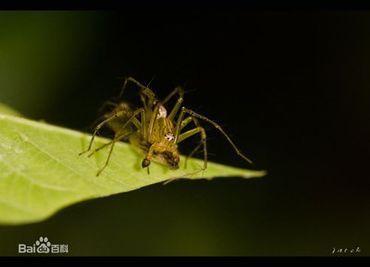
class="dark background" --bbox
[0,10,369,255]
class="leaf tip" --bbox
[241,169,267,179]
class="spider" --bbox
[80,77,253,176]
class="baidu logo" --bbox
[18,236,68,254]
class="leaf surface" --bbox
[0,109,266,224]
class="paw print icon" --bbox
[35,237,51,253]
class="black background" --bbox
[0,9,369,255]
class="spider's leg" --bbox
[79,110,126,156]
[180,116,193,130]
[163,87,184,122]
[95,132,128,176]
[148,103,160,138]
[85,101,120,130]
[177,122,207,170]
[94,108,144,176]
[98,101,117,114]
[174,115,203,168]
[87,131,130,157]
[176,107,253,165]
[184,142,203,169]
[118,77,156,110]
[125,107,147,139]
[162,86,184,105]
[181,117,204,168]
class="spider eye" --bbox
[164,133,174,141]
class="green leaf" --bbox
[0,110,266,225]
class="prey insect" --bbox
[79,77,253,176]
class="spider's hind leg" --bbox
[92,108,144,176]
[94,131,130,176]
[79,110,126,156]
